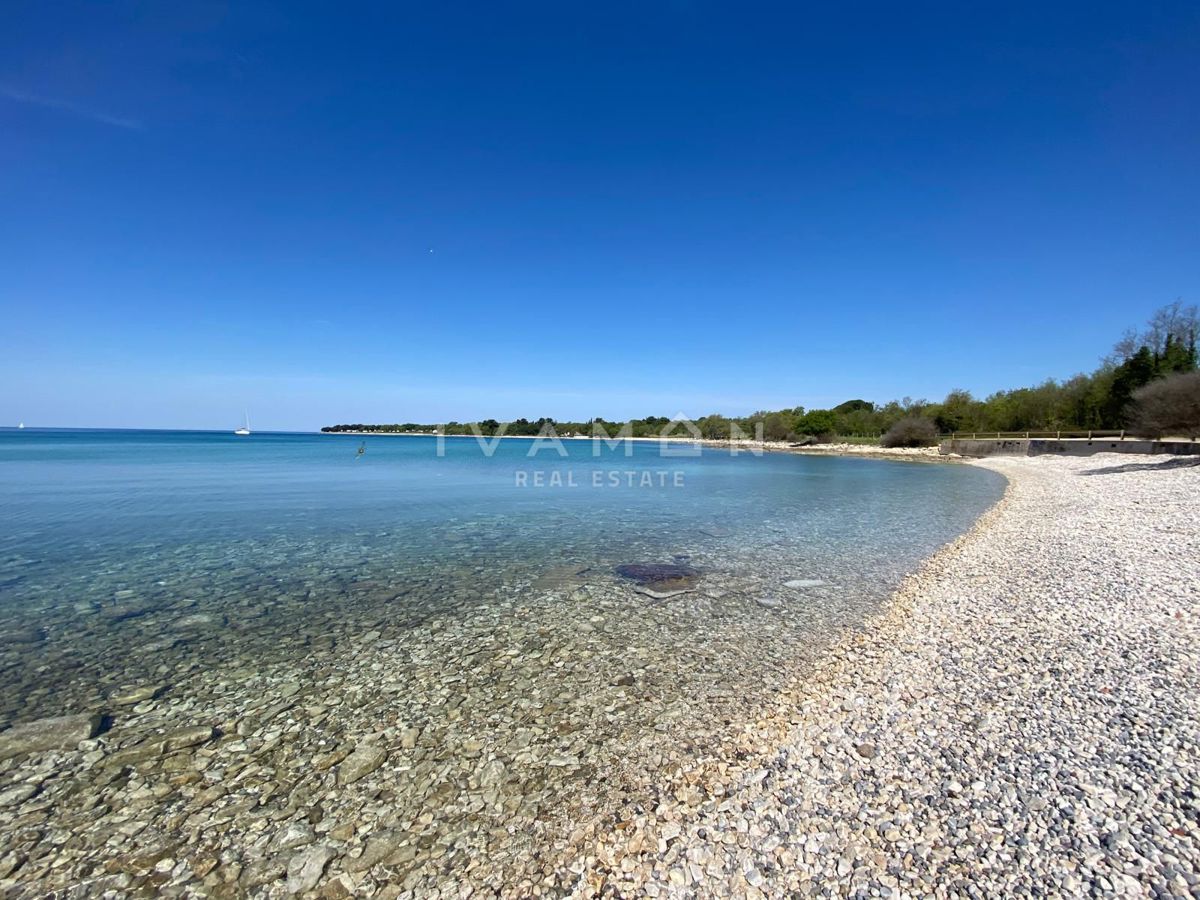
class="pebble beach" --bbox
[576,453,1200,898]
[0,452,1196,897]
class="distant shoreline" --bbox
[321,430,945,462]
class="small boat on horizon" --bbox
[17,422,24,429]
[234,412,251,436]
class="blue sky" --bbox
[2,2,1197,430]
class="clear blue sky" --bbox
[2,2,1197,430]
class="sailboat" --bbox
[234,411,251,436]
[17,422,24,430]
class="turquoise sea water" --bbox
[0,429,1005,728]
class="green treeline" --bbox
[322,302,1197,441]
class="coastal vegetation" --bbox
[1129,372,1200,440]
[323,303,1198,443]
[880,416,941,449]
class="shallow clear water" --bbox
[2,428,996,553]
[0,429,1007,890]
[0,429,1003,723]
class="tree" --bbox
[698,414,731,440]
[1055,374,1101,430]
[1113,300,1199,365]
[1129,372,1200,439]
[794,409,836,439]
[1160,334,1197,375]
[1105,347,1158,425]
[833,399,874,414]
[761,411,794,441]
[934,389,979,434]
[1146,300,1199,360]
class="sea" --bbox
[0,428,1005,727]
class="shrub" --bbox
[880,416,940,448]
[1129,372,1200,439]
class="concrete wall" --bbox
[940,439,1030,457]
[939,438,1200,458]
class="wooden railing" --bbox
[941,430,1128,441]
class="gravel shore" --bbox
[572,454,1200,898]
[772,442,943,462]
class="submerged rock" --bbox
[108,684,167,706]
[345,830,401,873]
[105,742,164,769]
[615,563,701,597]
[337,744,387,785]
[286,843,336,894]
[103,724,215,768]
[634,584,696,601]
[1,626,45,645]
[0,783,39,807]
[278,681,302,699]
[532,564,591,592]
[784,579,828,589]
[755,596,783,609]
[173,613,217,629]
[618,563,702,601]
[273,821,317,853]
[615,563,699,584]
[0,713,101,758]
[163,725,215,752]
[104,602,153,622]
